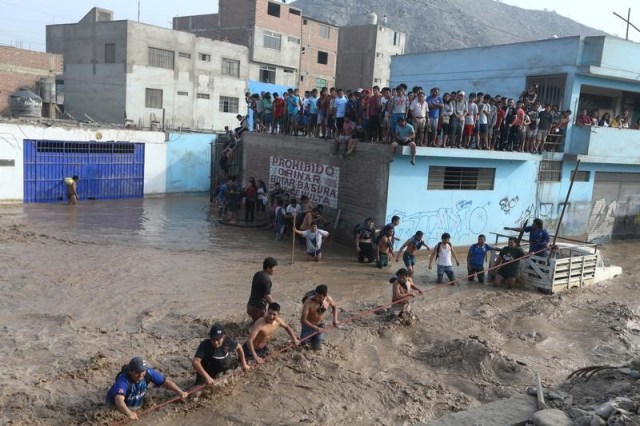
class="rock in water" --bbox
[531,408,572,426]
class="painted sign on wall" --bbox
[269,156,340,208]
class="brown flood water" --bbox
[1,195,639,425]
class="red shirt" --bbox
[273,98,285,118]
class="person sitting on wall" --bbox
[235,114,249,140]
[390,116,417,165]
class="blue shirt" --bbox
[396,123,415,141]
[427,96,443,118]
[524,226,549,253]
[287,95,300,115]
[106,367,165,409]
[468,243,494,266]
[334,96,348,118]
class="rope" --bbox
[110,246,548,425]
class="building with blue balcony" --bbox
[388,36,640,244]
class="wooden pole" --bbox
[551,160,581,249]
[291,213,296,264]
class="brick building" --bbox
[174,0,338,90]
[299,17,338,92]
[0,46,62,115]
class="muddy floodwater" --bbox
[1,195,639,425]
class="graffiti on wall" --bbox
[499,195,519,214]
[388,200,488,245]
[588,198,617,241]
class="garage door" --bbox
[24,140,145,203]
[588,172,640,241]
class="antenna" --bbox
[613,8,640,40]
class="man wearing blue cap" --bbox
[106,356,188,420]
[192,323,250,385]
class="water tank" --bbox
[9,88,43,118]
[36,77,56,104]
[366,12,378,25]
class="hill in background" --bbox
[291,0,606,53]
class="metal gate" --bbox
[24,140,145,203]
[588,172,640,241]
[209,133,243,202]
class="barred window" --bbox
[178,52,191,59]
[539,160,562,182]
[104,43,115,63]
[219,96,239,113]
[263,31,281,50]
[428,166,495,190]
[222,58,240,77]
[145,88,163,108]
[148,47,174,69]
[199,53,211,62]
[197,93,210,100]
[177,91,188,96]
[259,66,276,83]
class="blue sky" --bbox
[0,0,638,51]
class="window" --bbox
[177,91,188,96]
[288,36,300,44]
[393,32,399,46]
[178,52,191,59]
[319,25,330,39]
[526,74,567,110]
[259,65,276,83]
[145,88,163,108]
[571,170,590,182]
[199,53,211,62]
[303,19,308,25]
[222,58,240,77]
[428,167,495,190]
[197,93,210,100]
[539,160,562,182]
[148,47,174,69]
[289,8,301,16]
[376,52,384,58]
[267,2,280,17]
[219,96,239,113]
[317,51,328,65]
[104,43,115,63]
[283,68,294,73]
[263,31,281,50]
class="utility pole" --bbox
[613,8,640,40]
[137,1,141,22]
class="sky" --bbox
[0,0,638,51]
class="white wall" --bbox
[0,122,166,201]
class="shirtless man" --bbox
[66,175,79,205]
[390,268,423,319]
[376,226,394,269]
[300,285,339,350]
[243,303,299,365]
[395,230,429,277]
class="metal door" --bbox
[588,172,640,241]
[24,140,145,203]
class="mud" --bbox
[1,195,639,425]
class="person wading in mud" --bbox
[428,233,461,283]
[243,303,299,364]
[395,230,429,277]
[192,323,250,386]
[64,175,79,205]
[300,285,339,350]
[246,257,278,323]
[106,356,188,420]
[390,268,423,319]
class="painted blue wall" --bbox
[166,132,214,193]
[385,153,539,247]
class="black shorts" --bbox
[242,342,269,360]
[336,117,345,130]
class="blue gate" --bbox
[24,140,145,203]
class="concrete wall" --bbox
[336,25,377,89]
[386,153,540,247]
[390,36,583,102]
[299,18,338,92]
[0,122,166,201]
[0,46,63,114]
[373,27,405,88]
[242,133,390,243]
[251,26,301,71]
[166,132,214,193]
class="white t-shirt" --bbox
[437,243,453,266]
[465,102,478,125]
[478,103,491,125]
[286,204,301,216]
[410,99,429,118]
[303,229,329,252]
